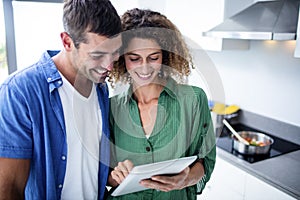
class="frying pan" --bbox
[232,131,274,155]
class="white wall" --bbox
[149,0,300,127]
[206,41,300,126]
[13,1,63,69]
[11,1,300,127]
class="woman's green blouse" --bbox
[108,78,216,200]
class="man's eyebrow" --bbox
[89,48,120,55]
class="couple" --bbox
[0,0,216,199]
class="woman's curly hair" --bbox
[109,8,194,85]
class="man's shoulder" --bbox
[0,51,61,100]
[2,51,59,85]
[1,65,42,90]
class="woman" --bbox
[107,8,216,200]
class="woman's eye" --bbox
[149,57,159,61]
[130,57,140,62]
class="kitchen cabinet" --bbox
[198,155,297,200]
[197,156,246,200]
[244,174,296,200]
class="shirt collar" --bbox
[123,77,178,104]
[162,77,178,99]
[40,50,63,92]
[41,50,62,83]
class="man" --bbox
[0,0,122,199]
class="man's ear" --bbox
[60,32,73,51]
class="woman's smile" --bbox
[135,71,153,80]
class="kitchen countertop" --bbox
[213,109,300,199]
[217,145,300,199]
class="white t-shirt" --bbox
[58,74,102,200]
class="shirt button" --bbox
[58,184,63,188]
[58,80,62,85]
[61,155,66,160]
[146,146,151,152]
[47,77,52,81]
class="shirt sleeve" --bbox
[0,82,33,158]
[188,86,216,193]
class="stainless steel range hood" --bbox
[203,0,300,40]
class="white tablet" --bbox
[111,156,198,196]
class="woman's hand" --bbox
[110,160,134,185]
[139,160,205,192]
[139,167,190,192]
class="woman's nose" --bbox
[140,62,151,73]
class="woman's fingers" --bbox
[140,167,190,191]
[111,160,134,184]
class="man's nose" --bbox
[103,53,118,71]
[106,62,114,71]
[113,51,120,62]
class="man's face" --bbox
[72,33,122,83]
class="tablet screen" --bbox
[111,156,197,196]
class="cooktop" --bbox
[216,123,300,163]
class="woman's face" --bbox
[124,38,162,86]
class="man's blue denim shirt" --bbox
[0,51,110,199]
